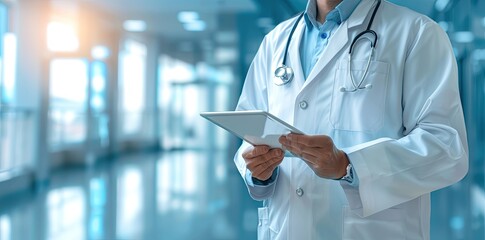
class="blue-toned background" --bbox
[0,0,483,239]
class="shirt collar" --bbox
[304,0,362,30]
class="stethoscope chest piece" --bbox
[274,65,294,86]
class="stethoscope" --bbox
[274,0,381,92]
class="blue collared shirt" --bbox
[300,0,361,79]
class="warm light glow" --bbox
[91,46,110,60]
[47,21,79,52]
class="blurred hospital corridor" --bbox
[0,0,485,239]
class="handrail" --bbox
[0,107,36,174]
[0,106,36,115]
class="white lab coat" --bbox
[233,0,469,239]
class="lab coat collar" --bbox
[301,0,376,89]
[347,0,377,28]
[304,0,361,30]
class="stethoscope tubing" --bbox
[282,12,305,66]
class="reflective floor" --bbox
[0,150,260,240]
[0,150,483,240]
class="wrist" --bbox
[337,151,350,178]
[251,167,279,186]
[336,151,354,183]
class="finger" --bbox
[243,145,270,159]
[246,148,283,171]
[287,134,329,147]
[252,154,284,178]
[300,152,318,164]
[280,135,319,157]
[283,143,301,156]
[284,144,318,165]
[261,148,284,162]
[279,135,288,145]
[280,135,303,153]
[257,161,282,181]
[290,143,320,159]
[251,149,284,175]
[283,143,319,158]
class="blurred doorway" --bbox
[48,58,110,158]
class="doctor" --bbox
[233,0,468,239]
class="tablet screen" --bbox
[200,110,303,149]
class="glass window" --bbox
[0,3,24,174]
[49,58,89,147]
[0,3,9,104]
[90,61,109,147]
[0,33,16,105]
[119,40,146,135]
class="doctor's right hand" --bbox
[242,146,284,181]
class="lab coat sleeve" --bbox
[233,36,278,200]
[341,22,469,217]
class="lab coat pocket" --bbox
[342,207,405,240]
[330,60,390,132]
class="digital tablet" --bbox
[200,110,304,149]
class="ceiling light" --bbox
[123,20,146,32]
[438,21,449,32]
[435,0,450,12]
[472,49,485,61]
[453,31,474,43]
[184,20,206,31]
[178,11,199,23]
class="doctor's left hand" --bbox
[279,134,350,179]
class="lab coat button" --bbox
[296,187,304,197]
[299,101,308,109]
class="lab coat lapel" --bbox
[302,0,376,89]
